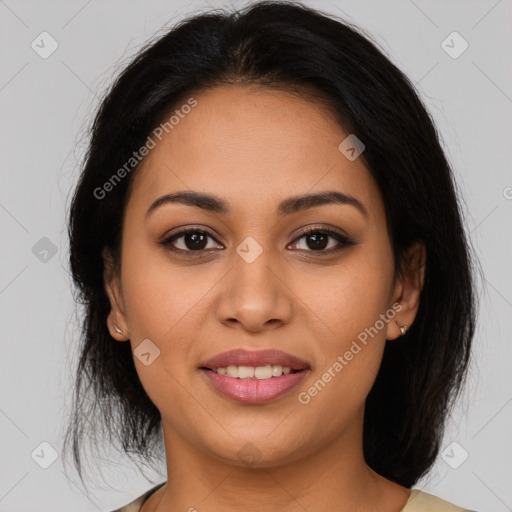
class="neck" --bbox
[144,414,410,512]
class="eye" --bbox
[288,226,356,254]
[159,225,356,256]
[159,228,223,254]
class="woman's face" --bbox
[105,85,422,467]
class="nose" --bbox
[215,247,293,333]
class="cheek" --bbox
[119,241,217,388]
[300,249,394,340]
[293,267,392,422]
[119,247,204,421]
[120,240,207,338]
[292,248,394,398]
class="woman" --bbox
[63,1,480,511]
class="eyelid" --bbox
[291,223,350,241]
[159,223,355,255]
[159,224,223,242]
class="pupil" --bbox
[186,232,207,250]
[183,232,329,251]
[307,233,327,250]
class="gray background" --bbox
[1,0,511,511]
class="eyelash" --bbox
[159,225,356,257]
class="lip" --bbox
[199,348,310,371]
[199,348,311,405]
[200,368,310,404]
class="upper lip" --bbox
[200,349,310,371]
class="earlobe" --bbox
[109,318,128,342]
[385,305,410,341]
[396,320,408,336]
[107,312,129,342]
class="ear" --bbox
[102,247,129,341]
[386,241,426,340]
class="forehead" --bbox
[127,85,383,220]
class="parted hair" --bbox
[63,0,478,489]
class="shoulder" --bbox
[109,482,166,512]
[402,489,479,512]
[108,484,480,512]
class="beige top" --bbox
[110,483,478,512]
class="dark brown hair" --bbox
[63,0,478,490]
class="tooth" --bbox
[213,365,294,378]
[226,365,239,378]
[254,365,273,379]
[238,366,255,378]
[272,364,283,377]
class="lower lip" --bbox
[200,368,309,404]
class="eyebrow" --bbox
[145,190,368,219]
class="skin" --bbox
[104,85,425,512]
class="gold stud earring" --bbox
[396,321,408,336]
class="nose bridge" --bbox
[216,235,292,330]
[233,235,278,306]
[235,238,274,293]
